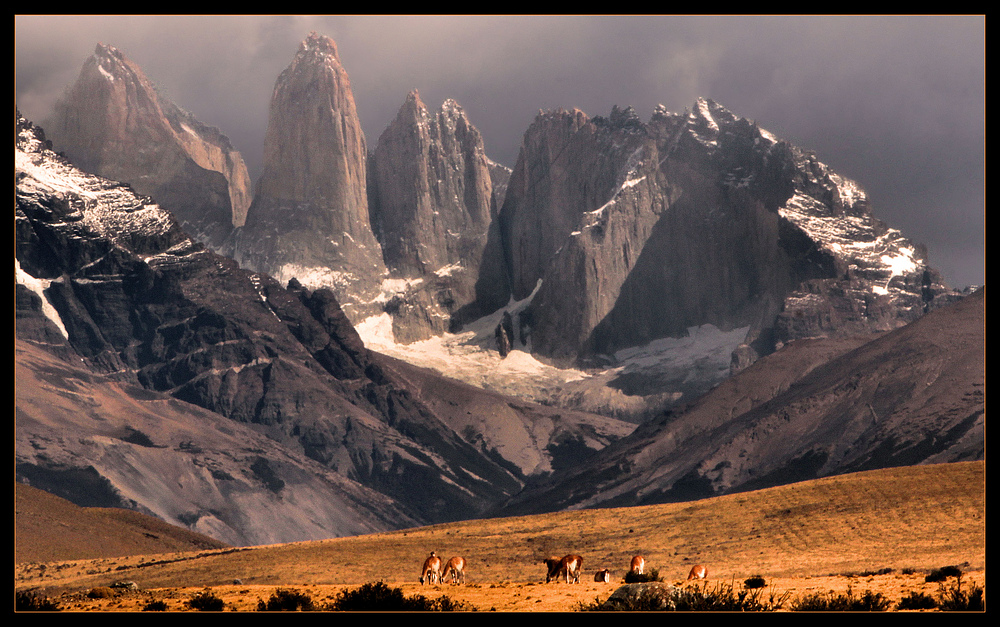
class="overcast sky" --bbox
[15,15,984,289]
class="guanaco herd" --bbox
[419,551,707,585]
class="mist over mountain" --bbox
[43,43,252,252]
[15,29,982,546]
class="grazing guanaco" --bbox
[687,564,708,580]
[420,551,442,584]
[544,554,583,584]
[594,568,611,583]
[630,555,645,575]
[442,556,466,584]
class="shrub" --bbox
[580,582,694,611]
[926,565,963,583]
[15,590,60,611]
[584,580,788,611]
[142,599,169,611]
[187,589,225,611]
[744,575,767,589]
[791,586,891,611]
[937,575,985,611]
[327,581,472,612]
[257,588,316,611]
[87,586,116,599]
[624,567,661,583]
[676,580,790,612]
[897,591,938,610]
[859,567,894,576]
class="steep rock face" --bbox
[43,43,252,251]
[368,91,510,342]
[226,32,387,322]
[493,99,959,368]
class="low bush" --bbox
[937,575,985,611]
[15,590,60,611]
[897,591,938,610]
[583,580,789,611]
[257,588,316,611]
[676,580,790,611]
[744,575,767,589]
[623,567,661,583]
[791,587,891,611]
[327,581,473,611]
[187,589,225,611]
[87,586,115,599]
[925,565,963,583]
[142,599,169,611]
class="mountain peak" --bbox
[300,31,339,60]
[229,31,386,322]
[399,89,427,119]
[42,43,253,250]
[93,42,125,60]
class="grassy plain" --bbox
[15,461,985,612]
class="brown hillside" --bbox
[15,483,229,564]
[15,461,983,612]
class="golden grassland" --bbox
[15,461,985,612]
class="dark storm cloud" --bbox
[14,15,983,288]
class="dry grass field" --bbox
[15,461,985,612]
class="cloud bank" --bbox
[15,15,984,288]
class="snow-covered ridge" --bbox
[16,119,179,250]
[780,191,924,296]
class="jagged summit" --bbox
[41,42,252,252]
[226,33,387,322]
[365,89,509,342]
[488,95,959,389]
[92,42,126,66]
[299,30,340,58]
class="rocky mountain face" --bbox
[497,286,984,516]
[15,111,631,544]
[491,100,959,372]
[368,90,510,342]
[39,35,963,419]
[225,33,388,323]
[42,43,252,252]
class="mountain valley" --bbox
[15,30,983,554]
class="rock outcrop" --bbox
[490,99,959,370]
[226,32,387,323]
[367,90,510,341]
[43,43,252,251]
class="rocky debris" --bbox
[15,339,419,546]
[495,311,514,357]
[42,43,252,251]
[599,582,691,611]
[225,32,387,323]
